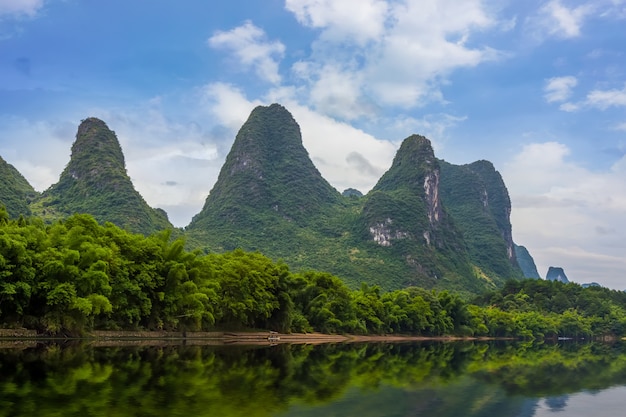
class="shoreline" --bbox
[0,329,501,348]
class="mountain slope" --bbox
[186,107,526,294]
[439,160,523,281]
[356,135,486,292]
[514,244,541,279]
[187,103,343,250]
[33,117,172,235]
[0,156,38,218]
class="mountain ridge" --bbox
[1,104,539,294]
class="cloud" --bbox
[533,0,595,39]
[208,21,285,84]
[503,142,626,288]
[200,82,397,194]
[586,84,626,109]
[285,0,389,45]
[0,0,44,18]
[544,76,578,103]
[0,117,75,191]
[284,0,500,117]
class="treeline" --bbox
[1,208,626,338]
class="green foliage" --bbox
[2,212,625,339]
[2,108,532,297]
[439,160,523,282]
[0,156,39,218]
[30,118,172,235]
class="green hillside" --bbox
[32,117,172,235]
[0,105,540,296]
[439,160,524,282]
[187,108,508,294]
[0,156,38,218]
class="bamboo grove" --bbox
[1,208,626,339]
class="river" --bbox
[1,340,625,416]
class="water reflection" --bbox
[0,341,625,417]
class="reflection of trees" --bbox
[0,342,625,417]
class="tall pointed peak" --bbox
[38,117,171,235]
[188,103,340,231]
[68,117,126,178]
[373,134,438,193]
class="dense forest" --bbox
[1,208,625,339]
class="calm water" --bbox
[1,340,625,416]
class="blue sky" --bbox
[1,0,625,288]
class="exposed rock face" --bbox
[369,218,409,246]
[37,117,172,235]
[368,135,449,248]
[546,267,569,283]
[465,160,516,263]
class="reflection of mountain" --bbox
[1,342,626,417]
[545,395,569,411]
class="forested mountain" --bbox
[30,117,172,235]
[1,105,536,295]
[0,156,38,218]
[514,244,541,279]
[439,160,523,281]
[187,103,342,248]
[187,105,526,293]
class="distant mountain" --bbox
[0,155,38,218]
[0,104,538,294]
[342,188,363,198]
[514,244,541,279]
[546,267,569,283]
[439,160,524,281]
[187,109,511,293]
[359,135,483,290]
[32,117,172,235]
[187,103,342,249]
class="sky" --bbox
[0,0,625,289]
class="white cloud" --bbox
[559,102,580,112]
[534,0,595,39]
[0,116,73,191]
[586,84,626,109]
[284,0,500,116]
[199,82,263,132]
[208,21,285,84]
[202,82,397,194]
[544,76,578,103]
[0,0,44,18]
[503,142,626,288]
[285,0,389,45]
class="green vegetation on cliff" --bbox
[1,105,541,296]
[439,160,523,282]
[0,156,38,218]
[32,118,172,235]
[1,212,624,339]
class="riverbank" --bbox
[0,328,497,348]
